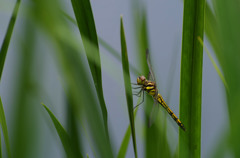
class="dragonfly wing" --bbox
[146,49,159,98]
[146,49,157,83]
[147,71,154,83]
[148,98,159,127]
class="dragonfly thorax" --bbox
[137,76,146,85]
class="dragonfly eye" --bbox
[137,76,146,85]
[140,76,146,81]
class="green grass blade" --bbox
[212,0,240,157]
[117,100,139,158]
[61,11,78,25]
[179,0,205,158]
[132,5,149,75]
[197,37,228,90]
[0,97,11,158]
[0,4,22,157]
[205,3,228,88]
[204,3,221,59]
[70,0,109,137]
[0,0,21,81]
[11,22,39,158]
[66,97,83,158]
[117,123,131,158]
[204,3,229,91]
[120,16,138,158]
[0,130,1,158]
[42,103,82,158]
[205,0,240,156]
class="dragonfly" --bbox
[133,49,186,131]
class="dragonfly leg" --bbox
[131,83,138,85]
[132,86,142,89]
[134,90,144,109]
[133,93,141,97]
[133,89,143,97]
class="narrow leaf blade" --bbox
[117,107,139,158]
[117,126,131,158]
[0,97,11,158]
[120,16,138,158]
[197,37,228,90]
[42,103,80,158]
[0,0,21,81]
[179,0,205,158]
[70,0,109,139]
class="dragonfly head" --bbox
[137,76,146,85]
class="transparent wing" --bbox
[148,98,159,127]
[146,49,158,98]
[146,49,156,83]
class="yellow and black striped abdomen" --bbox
[157,94,186,131]
[142,81,186,131]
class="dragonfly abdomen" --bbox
[157,94,186,131]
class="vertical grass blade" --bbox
[11,22,40,158]
[0,0,21,81]
[0,97,11,158]
[212,0,240,157]
[132,5,149,75]
[117,124,131,158]
[70,0,109,137]
[204,4,220,55]
[120,16,138,158]
[117,99,139,158]
[179,0,205,158]
[205,0,240,157]
[42,103,82,158]
[0,1,21,156]
[0,131,1,158]
[197,37,228,90]
[66,97,82,157]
